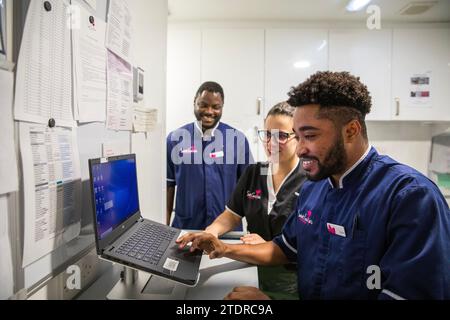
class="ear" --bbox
[343,120,361,142]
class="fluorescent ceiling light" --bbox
[346,0,372,12]
[294,61,311,69]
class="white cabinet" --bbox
[392,28,450,121]
[265,29,329,111]
[201,29,265,160]
[166,29,202,132]
[329,29,392,121]
[167,26,450,143]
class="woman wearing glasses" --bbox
[205,102,306,244]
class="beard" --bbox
[304,135,347,182]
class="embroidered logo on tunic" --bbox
[298,210,314,225]
[246,189,262,200]
[180,145,198,154]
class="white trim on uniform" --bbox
[336,145,372,189]
[275,159,301,197]
[381,289,406,300]
[266,165,276,216]
[166,178,175,182]
[195,121,220,139]
[266,160,300,215]
[282,234,297,254]
[225,205,242,218]
[327,178,334,188]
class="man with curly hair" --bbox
[177,72,450,300]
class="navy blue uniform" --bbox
[167,122,253,230]
[274,147,450,299]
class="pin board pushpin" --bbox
[44,1,52,12]
[48,118,56,128]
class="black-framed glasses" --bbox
[257,130,295,144]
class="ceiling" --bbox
[168,0,450,22]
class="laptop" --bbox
[88,154,202,286]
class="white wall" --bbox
[129,0,168,223]
[368,122,449,175]
[166,20,450,174]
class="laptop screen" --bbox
[91,157,140,240]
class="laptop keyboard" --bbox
[115,224,178,265]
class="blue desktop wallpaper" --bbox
[92,158,140,239]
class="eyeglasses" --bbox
[257,130,296,144]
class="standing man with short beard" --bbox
[177,72,450,300]
[167,81,253,230]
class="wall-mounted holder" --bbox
[106,266,188,300]
[133,67,144,102]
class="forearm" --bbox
[223,241,289,266]
[166,186,175,225]
[205,210,242,236]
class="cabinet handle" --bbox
[253,126,259,143]
[395,98,400,117]
[256,97,263,116]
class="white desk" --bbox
[186,255,259,300]
[77,240,259,300]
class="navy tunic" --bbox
[273,147,450,299]
[167,122,253,230]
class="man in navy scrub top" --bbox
[167,81,253,230]
[177,72,450,300]
[205,102,306,243]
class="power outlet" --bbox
[61,249,102,300]
[28,249,103,300]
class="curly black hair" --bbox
[287,71,372,139]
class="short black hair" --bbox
[287,71,372,139]
[195,81,225,103]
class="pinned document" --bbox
[106,0,132,62]
[106,50,133,131]
[20,123,82,267]
[14,0,74,127]
[133,107,158,133]
[0,69,19,195]
[72,0,107,123]
[0,196,14,300]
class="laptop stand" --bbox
[107,266,188,300]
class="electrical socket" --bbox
[61,249,102,300]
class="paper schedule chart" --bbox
[14,0,74,127]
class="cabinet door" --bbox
[392,28,450,121]
[265,29,329,111]
[202,29,265,160]
[329,29,392,121]
[166,29,202,132]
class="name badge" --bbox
[327,223,346,237]
[210,151,224,159]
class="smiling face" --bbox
[293,105,348,181]
[194,90,223,131]
[263,115,297,164]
